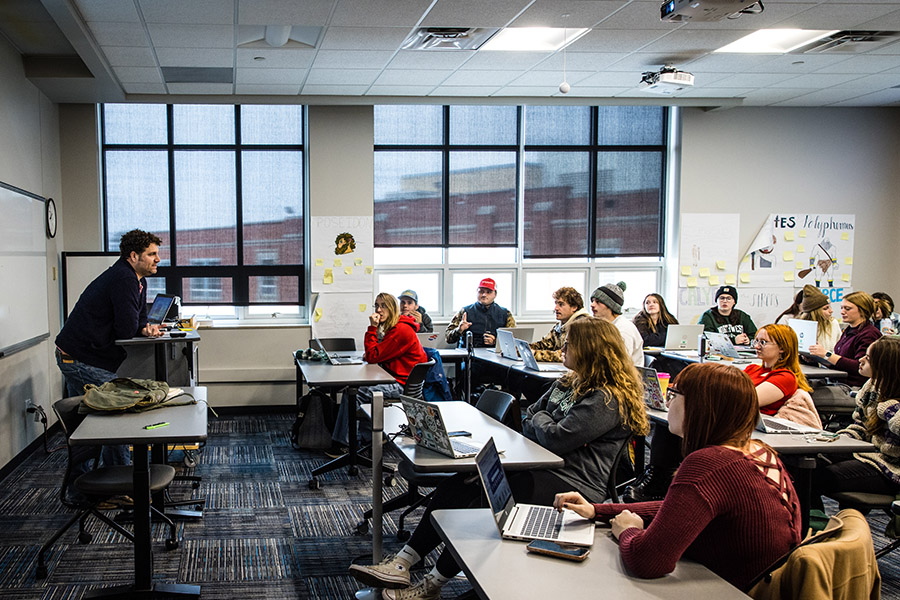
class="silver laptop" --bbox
[311,339,365,365]
[662,324,704,350]
[756,413,821,434]
[497,327,534,344]
[637,366,667,411]
[400,395,485,459]
[788,318,817,353]
[475,438,594,546]
[705,332,755,361]
[515,339,568,373]
[417,331,454,349]
[496,329,521,360]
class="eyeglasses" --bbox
[751,338,770,347]
[665,387,683,406]
[373,303,388,310]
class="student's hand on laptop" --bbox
[610,510,643,540]
[141,324,163,337]
[807,343,826,357]
[553,492,596,519]
[734,333,750,345]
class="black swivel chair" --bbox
[36,397,180,578]
[606,435,635,504]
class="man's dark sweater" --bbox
[55,257,148,373]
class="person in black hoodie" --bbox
[398,289,432,333]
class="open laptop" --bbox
[400,395,485,458]
[497,327,534,344]
[496,328,521,360]
[475,437,595,546]
[637,366,667,411]
[788,318,818,353]
[514,339,568,373]
[311,339,364,365]
[146,294,177,325]
[756,413,820,434]
[417,332,454,349]
[705,332,755,361]
[662,324,705,350]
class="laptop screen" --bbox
[146,294,176,324]
[475,438,514,530]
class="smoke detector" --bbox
[639,65,694,95]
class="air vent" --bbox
[162,67,233,84]
[797,30,900,54]
[401,27,500,51]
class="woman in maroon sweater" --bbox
[808,290,881,386]
[555,363,802,592]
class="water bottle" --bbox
[698,334,707,363]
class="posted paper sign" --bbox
[311,216,374,293]
[679,213,740,290]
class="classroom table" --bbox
[468,347,564,405]
[69,389,208,599]
[431,508,750,600]
[116,330,200,384]
[658,350,848,379]
[295,356,398,488]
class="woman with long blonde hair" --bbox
[808,290,881,386]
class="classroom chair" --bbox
[36,397,180,578]
[825,491,900,559]
[607,434,635,504]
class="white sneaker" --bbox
[349,555,411,589]
[382,574,441,600]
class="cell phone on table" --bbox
[526,540,590,561]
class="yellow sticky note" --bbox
[798,230,807,238]
[364,266,373,274]
[354,258,363,266]
[686,277,698,288]
[725,274,736,285]
[784,231,795,241]
[699,267,710,278]
[741,256,750,264]
[841,232,849,241]
[796,261,805,269]
[681,266,692,276]
[313,307,323,322]
[315,258,323,266]
[715,260,726,270]
[740,273,751,283]
[359,304,367,312]
[784,271,795,282]
[842,273,850,282]
[783,251,794,261]
[797,245,805,253]
[323,268,333,284]
[344,266,353,275]
[845,256,853,265]
[709,275,720,286]
[333,258,342,267]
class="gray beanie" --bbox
[591,281,627,314]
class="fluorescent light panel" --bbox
[480,27,589,52]
[715,29,839,54]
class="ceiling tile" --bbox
[681,53,780,73]
[559,85,631,97]
[832,87,900,106]
[167,82,235,94]
[568,29,668,53]
[236,48,316,68]
[147,24,234,48]
[305,68,381,85]
[113,66,163,83]
[600,52,694,72]
[236,67,306,84]
[88,22,151,47]
[366,85,439,95]
[319,27,410,50]
[814,54,900,75]
[508,70,595,86]
[460,51,551,70]
[156,48,234,68]
[330,0,432,27]
[236,0,335,25]
[745,54,854,74]
[102,45,157,67]
[509,0,622,28]
[123,82,167,94]
[674,86,753,98]
[139,0,234,24]
[773,88,875,107]
[539,52,625,71]
[421,0,532,27]
[491,85,562,96]
[373,69,453,86]
[709,72,797,88]
[594,1,678,30]
[386,50,476,70]
[235,83,302,95]
[856,8,900,32]
[441,69,519,86]
[301,84,371,95]
[835,73,900,90]
[429,85,503,96]
[75,0,140,22]
[312,50,395,70]
[770,72,863,88]
[639,28,754,53]
[576,70,647,87]
[776,2,900,30]
[737,87,812,106]
[679,3,817,30]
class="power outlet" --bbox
[24,398,34,411]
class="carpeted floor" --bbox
[0,410,898,599]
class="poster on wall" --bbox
[678,213,740,294]
[310,215,374,293]
[310,292,373,348]
[740,214,855,290]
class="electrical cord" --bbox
[26,405,66,454]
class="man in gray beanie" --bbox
[590,281,644,366]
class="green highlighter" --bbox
[144,422,170,430]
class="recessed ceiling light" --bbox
[480,27,589,52]
[714,29,839,53]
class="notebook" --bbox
[417,332,454,349]
[475,438,595,546]
[514,339,568,373]
[788,318,818,353]
[637,366,667,411]
[497,327,534,344]
[662,324,705,350]
[705,332,755,361]
[755,413,821,434]
[400,395,485,459]
[496,329,521,360]
[146,294,177,325]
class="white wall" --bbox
[0,35,63,469]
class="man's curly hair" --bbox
[119,229,162,258]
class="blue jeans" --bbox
[331,383,404,446]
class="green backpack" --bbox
[80,378,194,413]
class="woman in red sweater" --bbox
[332,293,426,447]
[744,323,811,415]
[555,362,802,592]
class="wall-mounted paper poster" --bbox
[310,292,372,347]
[679,213,740,289]
[311,216,374,293]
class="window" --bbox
[101,104,305,315]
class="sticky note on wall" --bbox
[365,266,373,274]
[841,232,849,240]
[798,230,807,238]
[699,267,710,277]
[783,251,794,261]
[740,273,750,283]
[323,268,333,284]
[315,258,323,266]
[359,304,367,312]
[681,266,692,276]
[715,260,726,270]
[709,275,720,285]
[334,259,342,267]
[725,275,736,285]
[355,258,363,266]
[314,307,323,322]
[686,277,697,288]
[845,257,853,265]
[784,231,795,241]
[842,273,850,282]
[784,271,795,282]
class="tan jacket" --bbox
[529,308,591,362]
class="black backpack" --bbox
[290,389,332,450]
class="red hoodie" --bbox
[364,315,427,385]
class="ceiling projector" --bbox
[660,0,763,22]
[639,66,694,95]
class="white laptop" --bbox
[662,324,705,351]
[497,327,534,344]
[788,318,818,353]
[475,438,595,546]
[400,395,486,459]
[496,329,521,360]
[514,339,568,373]
[311,339,365,365]
[756,413,820,434]
[417,331,454,350]
[637,366,667,411]
[705,332,755,361]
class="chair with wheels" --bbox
[36,397,180,579]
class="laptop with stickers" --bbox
[400,395,485,459]
[637,366,667,411]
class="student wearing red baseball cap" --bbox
[445,277,515,348]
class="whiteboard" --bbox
[0,182,49,356]
[62,252,118,317]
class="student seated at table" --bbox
[699,285,757,345]
[813,336,900,506]
[445,278,515,348]
[555,362,802,593]
[774,289,804,325]
[348,317,650,599]
[625,324,811,503]
[590,281,644,366]
[331,293,426,449]
[874,297,897,335]
[806,291,881,387]
[398,289,433,333]
[796,284,840,353]
[873,291,900,334]
[632,293,679,348]
[528,286,590,362]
